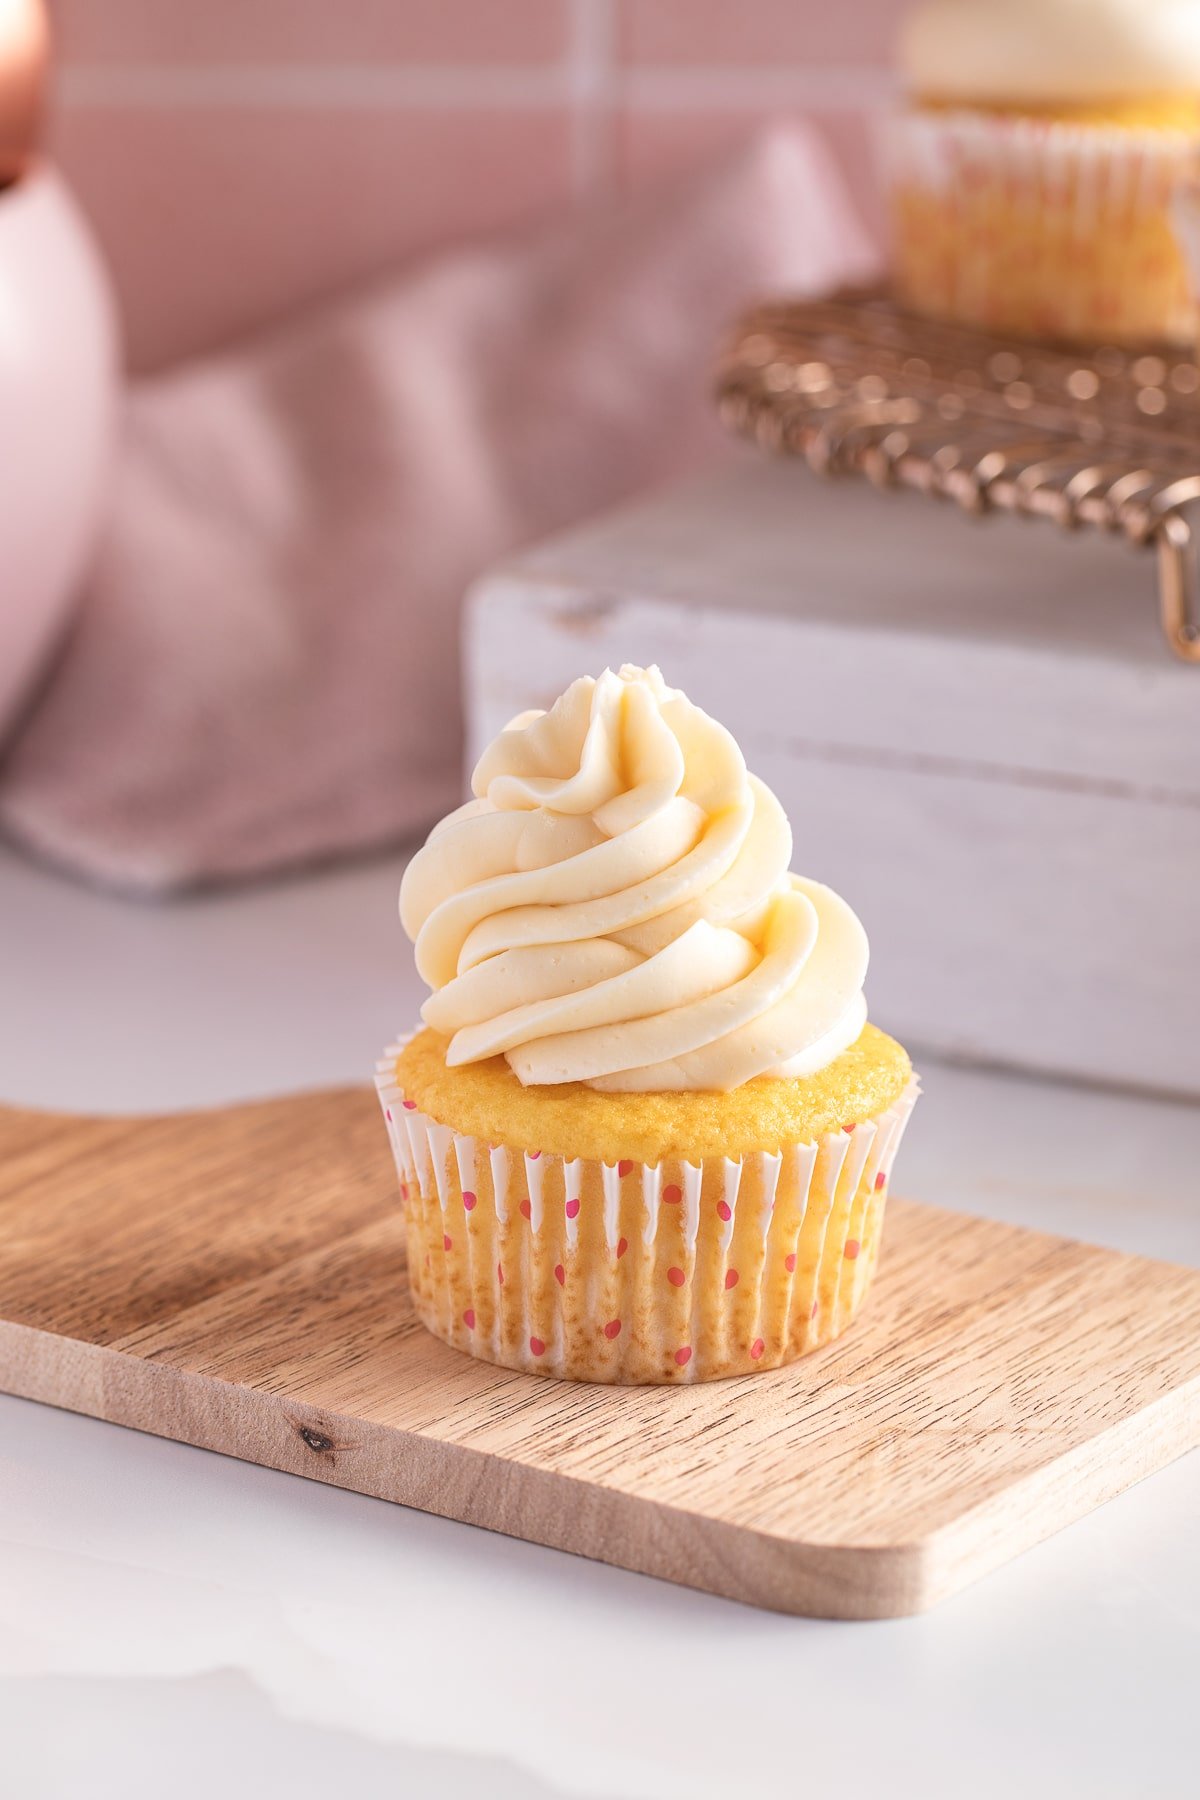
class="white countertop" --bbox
[2,839,1198,1800]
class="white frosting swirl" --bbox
[901,0,1200,104]
[400,667,868,1093]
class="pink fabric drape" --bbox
[0,126,874,891]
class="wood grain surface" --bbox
[2,1087,1200,1619]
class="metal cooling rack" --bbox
[716,288,1200,662]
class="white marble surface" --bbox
[2,840,1199,1799]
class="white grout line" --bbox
[58,61,896,113]
[567,0,619,199]
[57,65,571,109]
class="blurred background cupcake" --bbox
[888,0,1200,344]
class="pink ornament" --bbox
[0,168,118,743]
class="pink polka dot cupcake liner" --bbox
[376,1048,918,1385]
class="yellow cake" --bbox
[890,0,1200,343]
[378,666,919,1384]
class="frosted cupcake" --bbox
[377,667,917,1384]
[889,0,1200,343]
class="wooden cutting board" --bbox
[3,1087,1199,1620]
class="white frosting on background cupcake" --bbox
[901,0,1200,104]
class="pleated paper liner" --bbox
[885,108,1195,344]
[376,1042,918,1385]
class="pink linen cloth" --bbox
[0,126,874,892]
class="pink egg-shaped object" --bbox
[0,163,119,740]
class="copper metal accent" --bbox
[716,289,1200,663]
[0,0,49,189]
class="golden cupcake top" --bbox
[400,665,872,1094]
[901,0,1200,112]
[394,1022,912,1164]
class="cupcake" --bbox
[888,0,1200,343]
[377,667,917,1384]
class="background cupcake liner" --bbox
[884,108,1196,343]
[376,1040,919,1385]
[1171,175,1200,342]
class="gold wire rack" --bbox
[715,288,1200,663]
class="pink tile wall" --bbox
[618,0,907,67]
[46,0,903,371]
[52,1,570,66]
[52,105,575,373]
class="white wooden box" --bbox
[465,456,1200,1098]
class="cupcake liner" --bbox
[375,1041,919,1385]
[1170,173,1200,339]
[884,108,1196,343]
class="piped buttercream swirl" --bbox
[399,666,869,1093]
